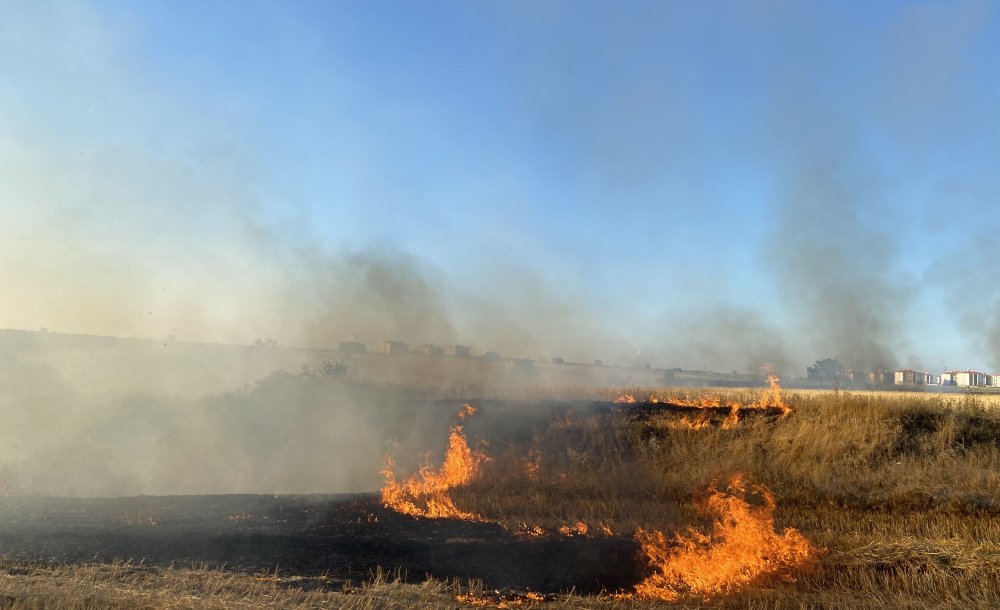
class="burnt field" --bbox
[0,396,787,597]
[1,388,999,608]
[0,493,642,593]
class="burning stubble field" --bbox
[2,382,1000,608]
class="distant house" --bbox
[481,351,502,361]
[338,341,367,356]
[869,370,894,386]
[894,369,936,385]
[416,344,445,356]
[551,357,565,364]
[448,344,471,357]
[381,341,409,355]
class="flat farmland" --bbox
[0,387,998,607]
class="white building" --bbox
[953,370,989,387]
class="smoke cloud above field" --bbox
[3,2,997,376]
[0,339,460,496]
[0,2,999,495]
[763,128,911,374]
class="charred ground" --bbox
[0,396,795,595]
[2,385,1000,607]
[0,494,643,593]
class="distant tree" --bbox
[302,360,352,382]
[318,360,351,381]
[807,358,845,381]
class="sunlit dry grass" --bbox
[0,562,463,609]
[447,387,1000,606]
[6,387,1000,608]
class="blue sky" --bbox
[2,1,999,374]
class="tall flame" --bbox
[522,448,542,481]
[381,405,486,520]
[760,372,790,414]
[633,474,819,600]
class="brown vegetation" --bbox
[4,387,1000,608]
[446,387,1000,606]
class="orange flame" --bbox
[456,591,548,607]
[633,474,819,600]
[515,523,546,538]
[760,372,790,415]
[558,520,589,537]
[514,520,612,539]
[522,448,542,482]
[618,373,792,427]
[381,405,486,520]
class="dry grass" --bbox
[449,387,1000,607]
[456,388,1000,529]
[0,562,472,610]
[5,387,1000,608]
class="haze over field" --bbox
[3,1,1000,374]
[6,10,1000,610]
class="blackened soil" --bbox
[0,495,645,593]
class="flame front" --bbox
[455,591,548,607]
[663,374,790,415]
[558,521,588,536]
[633,474,819,600]
[381,405,486,520]
[617,372,792,426]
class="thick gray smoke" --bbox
[288,250,625,365]
[643,306,795,376]
[5,1,986,382]
[289,250,460,350]
[2,2,996,498]
[764,152,910,373]
[932,232,1000,371]
[0,331,467,496]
